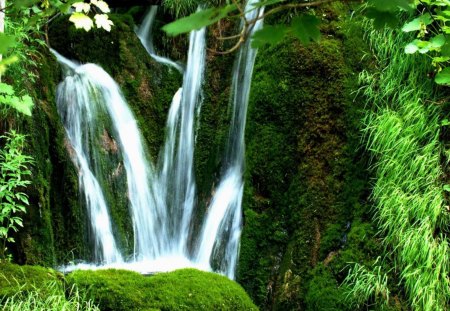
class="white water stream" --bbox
[54,1,263,278]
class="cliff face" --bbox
[11,5,379,309]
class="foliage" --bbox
[402,0,450,86]
[0,83,33,116]
[0,262,62,298]
[343,262,390,309]
[0,131,33,261]
[0,263,98,310]
[0,282,100,311]
[69,0,113,32]
[0,0,112,115]
[67,268,259,311]
[355,20,450,311]
[161,0,414,53]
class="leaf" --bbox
[91,0,110,13]
[12,0,39,10]
[58,0,80,14]
[251,25,288,48]
[435,67,450,85]
[162,5,237,36]
[443,184,450,191]
[0,56,19,75]
[69,12,94,31]
[290,14,321,45]
[368,0,413,12]
[365,9,399,29]
[0,94,34,116]
[0,34,17,54]
[94,14,113,32]
[441,119,450,126]
[0,83,15,96]
[430,34,446,49]
[405,42,419,54]
[72,2,90,13]
[405,39,431,53]
[441,41,450,57]
[14,218,23,227]
[402,14,433,32]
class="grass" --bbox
[0,282,99,311]
[345,20,450,310]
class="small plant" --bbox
[0,281,100,311]
[0,130,33,261]
[343,261,390,309]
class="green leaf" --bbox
[368,0,413,12]
[365,9,399,29]
[251,25,288,48]
[430,34,446,49]
[0,83,15,96]
[441,119,450,126]
[12,0,39,10]
[0,34,17,54]
[441,41,450,57]
[443,184,450,191]
[402,13,433,32]
[435,67,450,85]
[405,42,419,54]
[162,5,237,36]
[290,14,321,45]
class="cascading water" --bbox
[194,0,265,279]
[53,50,123,264]
[54,1,263,278]
[136,6,183,73]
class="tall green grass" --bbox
[353,21,450,310]
[0,282,99,311]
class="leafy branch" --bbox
[0,131,33,261]
[162,0,415,54]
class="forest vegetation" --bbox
[0,0,449,310]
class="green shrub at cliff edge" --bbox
[67,268,258,311]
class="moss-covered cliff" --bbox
[236,8,380,310]
[1,47,87,266]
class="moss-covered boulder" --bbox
[67,268,258,311]
[0,263,257,310]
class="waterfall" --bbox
[54,1,262,278]
[54,51,123,264]
[136,6,183,73]
[194,0,264,279]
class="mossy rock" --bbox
[67,268,258,311]
[0,263,64,298]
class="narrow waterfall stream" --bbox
[54,2,263,279]
[194,0,264,279]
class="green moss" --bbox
[67,268,258,311]
[0,263,63,299]
[304,265,346,311]
[237,7,379,310]
[0,264,257,311]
